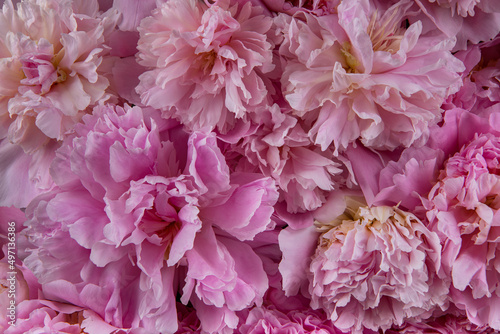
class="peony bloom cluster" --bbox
[1,0,500,332]
[280,196,447,333]
[136,0,276,133]
[276,0,464,153]
[425,133,500,329]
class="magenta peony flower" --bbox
[280,195,448,333]
[238,306,343,334]
[276,0,464,153]
[21,103,278,333]
[425,133,500,330]
[136,0,276,133]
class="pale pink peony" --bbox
[238,306,343,334]
[425,133,500,330]
[220,104,343,213]
[21,103,278,333]
[0,0,118,207]
[136,0,276,133]
[280,194,448,333]
[0,0,116,150]
[276,0,464,153]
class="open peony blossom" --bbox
[3,0,499,332]
[0,0,117,207]
[0,0,115,150]
[21,103,278,333]
[136,0,276,133]
[425,133,500,330]
[276,0,464,153]
[280,195,448,333]
[220,104,343,213]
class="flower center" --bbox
[19,47,67,95]
[366,9,405,54]
[198,50,218,75]
[140,204,181,261]
[340,42,360,73]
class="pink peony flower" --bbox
[22,103,278,333]
[0,0,116,150]
[425,133,500,330]
[412,0,500,51]
[220,104,343,213]
[238,306,343,334]
[0,0,118,207]
[136,0,276,133]
[276,0,464,153]
[280,194,448,333]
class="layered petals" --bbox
[136,0,275,133]
[276,0,464,153]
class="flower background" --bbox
[1,0,500,333]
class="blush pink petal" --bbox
[200,173,278,241]
[183,225,268,312]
